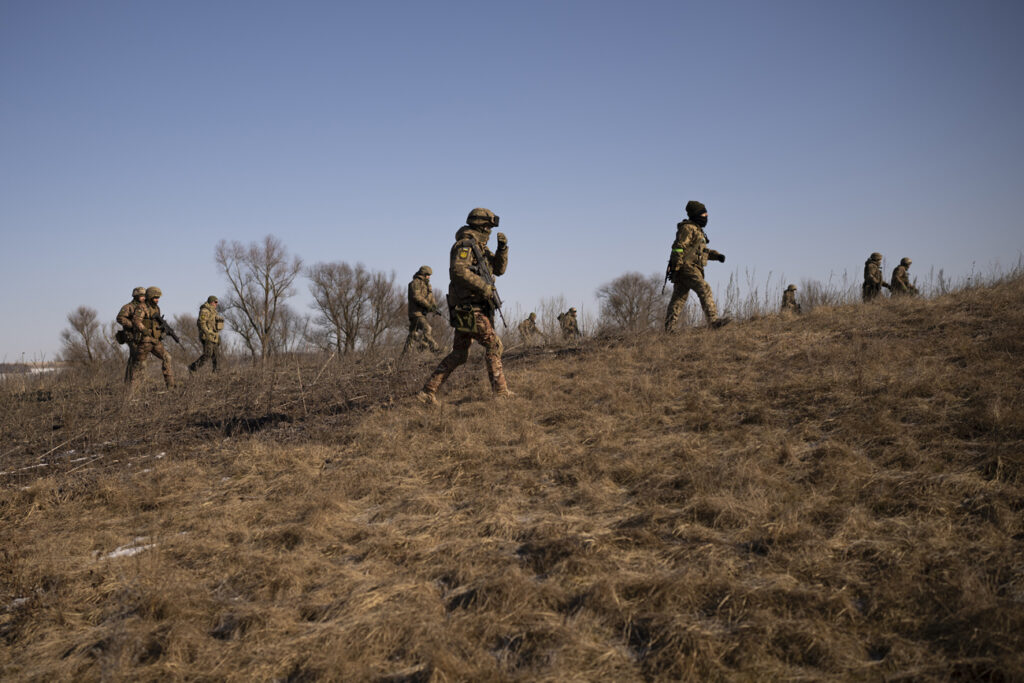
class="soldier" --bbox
[116,286,146,383]
[862,252,890,301]
[781,284,802,314]
[558,307,582,339]
[518,312,543,344]
[664,200,728,331]
[189,296,224,373]
[418,208,511,404]
[402,266,441,354]
[128,286,175,388]
[890,257,919,296]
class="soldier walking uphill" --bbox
[664,200,729,331]
[128,287,175,388]
[862,252,890,302]
[418,208,512,404]
[890,257,919,296]
[116,286,147,383]
[402,266,442,354]
[518,312,543,344]
[189,296,224,373]
[558,308,582,339]
[781,284,802,314]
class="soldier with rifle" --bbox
[116,286,147,384]
[402,266,442,354]
[862,252,890,301]
[127,286,180,388]
[664,200,729,331]
[418,207,512,404]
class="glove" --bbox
[496,232,508,248]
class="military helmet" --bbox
[145,286,162,299]
[417,265,432,276]
[529,312,536,320]
[900,257,912,267]
[870,252,883,262]
[466,207,499,227]
[786,284,797,291]
[569,307,577,314]
[132,286,146,298]
[207,295,219,304]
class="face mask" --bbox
[694,215,708,228]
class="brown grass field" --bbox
[2,277,1023,681]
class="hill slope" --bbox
[2,278,1023,680]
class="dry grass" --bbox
[2,276,1023,681]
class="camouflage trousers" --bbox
[423,311,507,395]
[665,266,718,331]
[403,314,439,354]
[127,337,174,387]
[189,339,220,373]
[862,283,883,302]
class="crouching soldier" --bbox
[781,284,802,314]
[418,208,512,404]
[403,266,441,354]
[518,312,543,344]
[189,296,224,373]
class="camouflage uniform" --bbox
[781,285,801,314]
[558,308,581,339]
[890,258,919,296]
[420,208,510,401]
[518,312,541,344]
[403,266,441,353]
[665,201,725,331]
[862,253,888,301]
[117,287,146,383]
[128,287,174,388]
[189,296,222,373]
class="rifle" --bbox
[467,240,507,328]
[153,312,183,346]
[662,256,673,294]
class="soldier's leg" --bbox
[690,273,719,324]
[473,312,508,394]
[129,341,151,385]
[124,344,138,383]
[402,319,418,354]
[152,342,174,387]
[421,319,440,352]
[665,278,691,332]
[210,342,219,372]
[422,331,471,394]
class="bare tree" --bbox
[596,272,668,332]
[364,270,404,349]
[172,312,202,358]
[268,305,313,354]
[307,261,371,354]
[215,235,303,360]
[60,306,115,364]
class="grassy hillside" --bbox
[2,277,1023,681]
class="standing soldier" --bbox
[558,307,582,339]
[402,266,441,354]
[862,252,890,301]
[418,208,511,404]
[664,200,728,331]
[781,284,802,314]
[116,286,146,383]
[890,257,919,296]
[189,296,223,373]
[518,312,543,344]
[128,287,175,388]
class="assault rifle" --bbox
[468,239,507,328]
[153,312,183,346]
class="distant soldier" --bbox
[128,287,175,388]
[557,308,582,339]
[890,257,919,296]
[518,312,543,344]
[418,208,512,404]
[116,286,146,383]
[664,200,728,331]
[862,252,890,301]
[189,296,224,373]
[402,266,441,354]
[781,284,802,314]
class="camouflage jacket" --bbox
[781,290,799,311]
[132,302,163,341]
[863,260,884,288]
[518,317,539,337]
[669,220,710,272]
[890,266,917,295]
[447,225,508,311]
[408,274,437,318]
[197,302,220,343]
[117,300,142,331]
[559,312,580,336]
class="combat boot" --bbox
[416,390,438,406]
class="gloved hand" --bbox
[496,232,508,248]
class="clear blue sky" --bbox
[2,0,1022,361]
